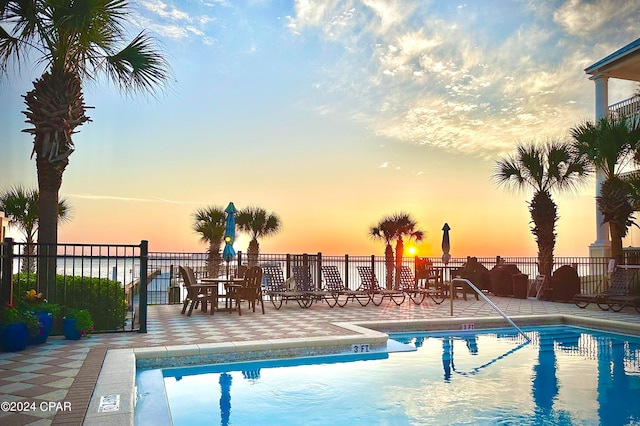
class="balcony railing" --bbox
[609,95,640,120]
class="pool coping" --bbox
[84,314,640,425]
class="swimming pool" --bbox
[135,325,640,425]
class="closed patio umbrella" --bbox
[441,223,451,265]
[442,223,452,310]
[222,202,237,277]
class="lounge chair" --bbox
[357,266,405,306]
[262,265,313,309]
[573,267,639,311]
[321,265,371,307]
[178,265,217,316]
[606,293,640,313]
[399,265,445,305]
[291,265,338,308]
[237,266,264,315]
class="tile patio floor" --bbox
[1,296,639,425]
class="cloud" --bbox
[136,0,220,42]
[553,0,639,37]
[290,1,639,156]
[142,0,192,21]
[67,193,204,205]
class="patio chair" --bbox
[573,267,639,311]
[321,265,371,307]
[262,265,314,309]
[357,266,405,306]
[415,257,445,290]
[399,266,445,305]
[237,266,264,315]
[291,265,338,308]
[178,266,217,316]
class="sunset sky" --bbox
[2,0,640,258]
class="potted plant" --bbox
[21,290,61,344]
[0,302,40,351]
[63,308,94,340]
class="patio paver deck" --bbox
[1,296,639,425]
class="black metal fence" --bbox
[0,237,626,336]
[148,251,614,304]
[0,238,148,334]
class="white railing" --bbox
[451,278,531,342]
[610,96,640,120]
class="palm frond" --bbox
[104,31,170,95]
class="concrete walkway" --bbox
[1,296,639,425]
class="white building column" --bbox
[589,74,611,258]
[0,212,9,241]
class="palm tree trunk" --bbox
[24,70,89,294]
[610,223,624,265]
[385,244,394,290]
[529,191,557,281]
[21,242,37,274]
[395,239,404,290]
[36,155,65,294]
[248,239,259,267]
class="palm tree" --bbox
[0,1,170,284]
[570,116,640,263]
[388,213,424,290]
[493,141,590,279]
[236,207,282,267]
[370,218,395,290]
[0,185,71,273]
[193,206,226,278]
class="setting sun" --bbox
[406,246,417,256]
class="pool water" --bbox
[135,326,640,425]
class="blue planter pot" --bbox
[1,323,29,352]
[63,318,81,340]
[30,311,53,345]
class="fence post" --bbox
[316,252,322,290]
[138,240,148,333]
[286,253,291,278]
[1,238,14,307]
[370,255,376,287]
[344,254,349,290]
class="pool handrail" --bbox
[451,341,530,376]
[451,278,531,342]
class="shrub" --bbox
[63,308,94,336]
[0,302,40,337]
[14,274,127,332]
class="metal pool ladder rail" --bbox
[451,278,531,342]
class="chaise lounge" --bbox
[357,266,405,306]
[399,265,445,305]
[262,265,314,309]
[320,265,371,307]
[573,267,639,312]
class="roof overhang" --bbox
[585,38,640,82]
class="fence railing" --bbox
[1,238,632,336]
[0,238,148,334]
[148,251,616,305]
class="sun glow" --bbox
[406,246,417,256]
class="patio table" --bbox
[201,278,245,312]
